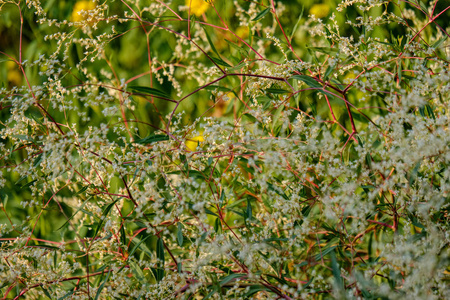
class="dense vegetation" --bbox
[0,0,449,299]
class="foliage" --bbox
[0,0,449,299]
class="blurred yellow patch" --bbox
[7,61,22,87]
[186,0,213,17]
[287,261,295,272]
[235,26,249,39]
[71,1,96,22]
[186,135,204,151]
[309,3,330,18]
[343,72,369,99]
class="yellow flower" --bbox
[186,0,213,17]
[186,135,204,151]
[309,3,330,18]
[71,1,96,22]
[7,61,22,87]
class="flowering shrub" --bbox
[0,0,449,299]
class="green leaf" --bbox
[128,86,170,99]
[314,245,337,261]
[289,6,304,42]
[94,270,112,300]
[265,88,290,94]
[330,250,344,290]
[15,175,29,186]
[225,39,248,57]
[290,75,322,89]
[243,285,271,298]
[210,56,232,68]
[306,46,340,56]
[432,35,448,49]
[156,238,165,265]
[324,64,335,80]
[20,179,37,189]
[156,238,165,281]
[93,199,120,240]
[40,286,52,299]
[426,104,436,120]
[56,196,92,231]
[246,199,252,220]
[57,289,76,300]
[251,7,271,21]
[409,160,421,186]
[203,85,232,92]
[33,152,44,168]
[267,183,289,200]
[129,261,146,283]
[205,207,219,217]
[220,273,246,286]
[202,26,221,58]
[128,235,152,258]
[134,134,169,145]
[214,217,222,233]
[177,223,184,246]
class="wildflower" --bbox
[309,3,330,18]
[71,1,96,22]
[186,0,213,17]
[186,134,204,151]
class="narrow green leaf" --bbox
[40,286,52,299]
[210,56,232,68]
[290,75,322,89]
[220,273,246,286]
[93,199,120,240]
[324,64,335,80]
[20,179,37,189]
[177,223,184,246]
[94,270,112,300]
[203,85,232,92]
[128,235,152,258]
[128,86,170,99]
[156,238,165,265]
[243,285,271,298]
[219,189,225,208]
[272,105,284,131]
[314,245,337,261]
[306,46,339,56]
[431,35,448,49]
[33,152,44,168]
[409,160,421,186]
[246,199,252,220]
[289,6,304,42]
[265,88,290,94]
[205,207,219,217]
[129,261,146,283]
[134,134,169,145]
[225,39,248,57]
[202,26,220,58]
[330,250,344,290]
[57,289,76,300]
[251,7,271,21]
[214,217,222,233]
[57,196,92,231]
